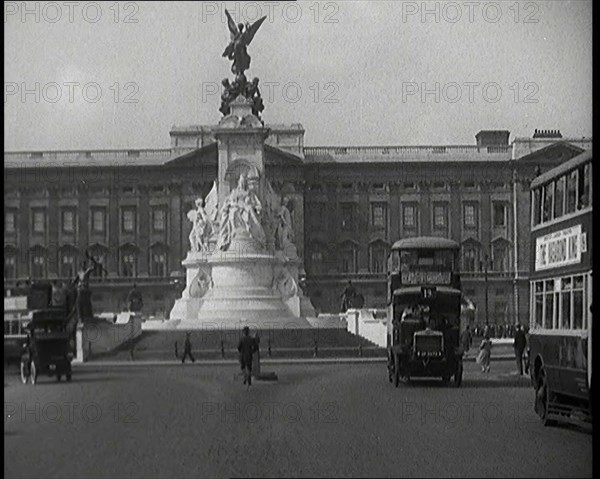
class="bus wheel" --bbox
[454,362,463,387]
[20,361,28,384]
[535,367,555,426]
[30,362,37,385]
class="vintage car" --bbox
[20,308,74,384]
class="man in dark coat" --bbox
[513,324,527,375]
[340,280,357,312]
[126,283,143,313]
[238,326,258,385]
[182,332,195,363]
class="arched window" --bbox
[369,240,389,273]
[120,244,139,278]
[339,241,358,274]
[491,238,510,272]
[29,245,48,279]
[59,246,79,279]
[308,241,327,275]
[4,246,17,280]
[462,240,481,272]
[88,244,109,278]
[150,243,169,277]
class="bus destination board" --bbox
[401,271,451,285]
[535,224,587,271]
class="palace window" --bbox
[32,209,46,234]
[340,203,354,231]
[493,202,507,227]
[91,208,106,233]
[371,202,387,230]
[462,243,481,272]
[4,254,16,280]
[369,242,388,274]
[152,208,166,232]
[339,244,358,274]
[30,251,47,278]
[433,203,448,228]
[60,250,76,278]
[151,251,167,277]
[491,240,509,272]
[463,203,478,229]
[5,211,16,233]
[89,247,107,278]
[121,253,137,277]
[61,209,76,234]
[121,208,136,234]
[403,204,417,229]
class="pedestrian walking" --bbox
[181,332,195,363]
[461,325,473,356]
[238,326,258,386]
[476,334,492,372]
[514,324,527,375]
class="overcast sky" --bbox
[4,0,592,150]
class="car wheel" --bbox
[66,373,72,382]
[56,374,62,382]
[393,355,400,388]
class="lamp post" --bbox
[481,254,490,326]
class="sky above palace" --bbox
[4,1,592,150]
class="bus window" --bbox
[560,277,571,329]
[573,275,584,329]
[554,177,564,219]
[434,250,454,268]
[544,280,555,329]
[532,189,542,226]
[534,281,544,328]
[542,183,553,222]
[578,164,590,209]
[566,170,577,213]
[4,321,11,335]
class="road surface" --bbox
[4,361,592,478]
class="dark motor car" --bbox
[20,308,74,384]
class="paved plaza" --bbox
[4,361,591,478]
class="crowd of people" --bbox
[470,322,526,339]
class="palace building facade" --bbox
[4,126,592,326]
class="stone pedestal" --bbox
[167,97,315,330]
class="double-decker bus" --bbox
[528,149,592,426]
[386,237,463,387]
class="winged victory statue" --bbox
[222,9,267,75]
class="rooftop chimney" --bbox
[532,129,562,139]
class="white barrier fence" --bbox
[345,309,388,348]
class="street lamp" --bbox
[480,254,490,326]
